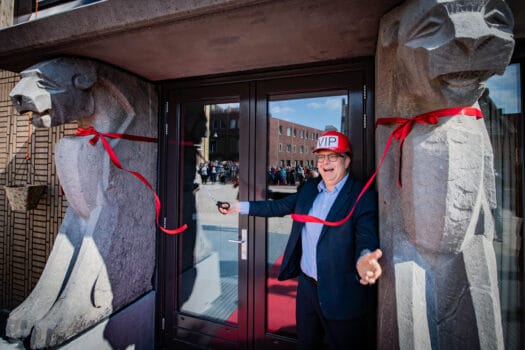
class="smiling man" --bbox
[220,130,382,349]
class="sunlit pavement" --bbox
[194,179,297,231]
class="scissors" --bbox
[216,201,231,213]
[204,186,230,214]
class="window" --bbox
[36,0,75,9]
[286,144,291,152]
[278,126,283,135]
[16,0,103,23]
[483,62,523,350]
[287,127,291,136]
[36,0,101,11]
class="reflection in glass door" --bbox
[265,93,349,340]
[161,65,372,349]
[179,102,241,325]
[483,63,524,350]
[162,91,247,349]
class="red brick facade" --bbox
[268,117,324,168]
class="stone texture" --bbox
[60,291,156,350]
[0,0,404,80]
[375,0,515,349]
[395,262,431,350]
[6,57,157,349]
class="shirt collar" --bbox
[318,173,349,194]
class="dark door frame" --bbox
[156,58,375,349]
[253,69,373,349]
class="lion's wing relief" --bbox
[401,117,484,254]
[56,138,108,219]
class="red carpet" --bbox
[214,254,297,342]
[266,254,297,334]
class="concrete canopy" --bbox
[0,0,404,81]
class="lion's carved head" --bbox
[376,0,515,116]
[10,57,97,128]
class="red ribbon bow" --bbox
[76,126,188,235]
[291,107,483,226]
[376,107,483,187]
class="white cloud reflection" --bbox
[270,96,346,131]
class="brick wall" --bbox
[268,117,321,168]
[0,69,76,310]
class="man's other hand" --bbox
[356,249,383,285]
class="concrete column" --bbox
[0,0,13,28]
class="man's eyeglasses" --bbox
[316,153,344,163]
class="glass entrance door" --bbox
[264,92,349,339]
[159,64,374,349]
[253,70,373,349]
[179,102,241,324]
[159,83,249,349]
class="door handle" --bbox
[228,239,246,244]
[228,229,247,260]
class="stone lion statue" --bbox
[375,0,514,349]
[7,57,158,348]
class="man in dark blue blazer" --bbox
[220,131,382,349]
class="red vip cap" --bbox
[313,131,352,156]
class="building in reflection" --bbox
[268,97,348,169]
[268,118,322,169]
[203,104,329,168]
[204,104,240,162]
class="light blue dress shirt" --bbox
[240,174,349,281]
[300,174,348,280]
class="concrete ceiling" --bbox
[0,0,522,82]
[0,0,403,81]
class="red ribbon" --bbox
[76,126,188,235]
[291,107,483,226]
[376,107,482,187]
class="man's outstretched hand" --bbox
[218,201,240,215]
[356,249,383,285]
